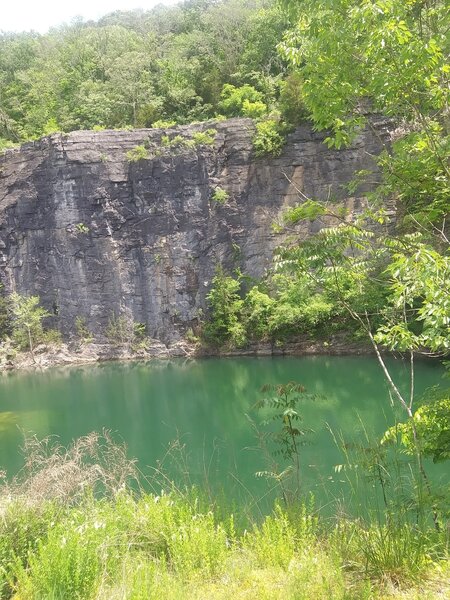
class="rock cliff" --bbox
[0,118,387,343]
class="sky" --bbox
[1,0,181,34]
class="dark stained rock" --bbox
[0,118,388,343]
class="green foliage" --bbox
[382,392,450,464]
[331,516,443,589]
[274,224,397,337]
[252,118,285,157]
[159,129,216,152]
[42,118,62,135]
[0,139,18,152]
[152,120,177,129]
[284,199,327,223]
[191,128,216,146]
[211,187,229,204]
[0,1,294,142]
[278,72,307,126]
[241,270,344,342]
[242,287,275,340]
[75,316,93,343]
[0,502,59,598]
[380,133,450,227]
[203,267,245,348]
[15,515,105,599]
[254,383,316,499]
[279,0,450,228]
[185,327,200,345]
[105,315,129,344]
[168,511,228,578]
[244,504,296,569]
[374,244,450,353]
[352,524,436,585]
[241,99,267,119]
[133,322,148,342]
[41,328,63,346]
[75,222,89,234]
[204,262,358,347]
[8,292,51,353]
[161,134,184,148]
[0,432,447,599]
[218,84,266,118]
[126,145,149,162]
[105,313,149,349]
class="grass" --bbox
[0,434,448,600]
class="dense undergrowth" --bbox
[202,265,383,349]
[0,433,448,600]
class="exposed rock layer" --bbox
[0,118,386,342]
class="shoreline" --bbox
[0,335,374,373]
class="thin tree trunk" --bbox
[27,325,36,363]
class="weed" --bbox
[8,292,51,355]
[352,524,436,586]
[192,129,216,146]
[161,134,185,148]
[211,187,229,204]
[0,433,447,600]
[168,511,228,578]
[75,222,89,234]
[244,504,297,569]
[253,383,316,502]
[185,327,200,344]
[126,145,148,162]
[203,267,246,348]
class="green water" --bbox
[0,356,446,511]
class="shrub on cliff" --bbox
[252,118,285,157]
[126,145,149,162]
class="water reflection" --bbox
[0,356,445,508]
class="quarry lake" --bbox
[0,356,446,512]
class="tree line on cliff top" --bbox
[0,0,296,147]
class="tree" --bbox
[218,83,267,117]
[253,382,315,504]
[274,0,449,526]
[9,293,50,359]
[0,1,295,140]
[278,0,450,232]
[203,268,246,347]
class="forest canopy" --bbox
[0,0,293,148]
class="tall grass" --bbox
[0,433,448,600]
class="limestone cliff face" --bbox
[0,118,386,342]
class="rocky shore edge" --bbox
[0,335,372,373]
